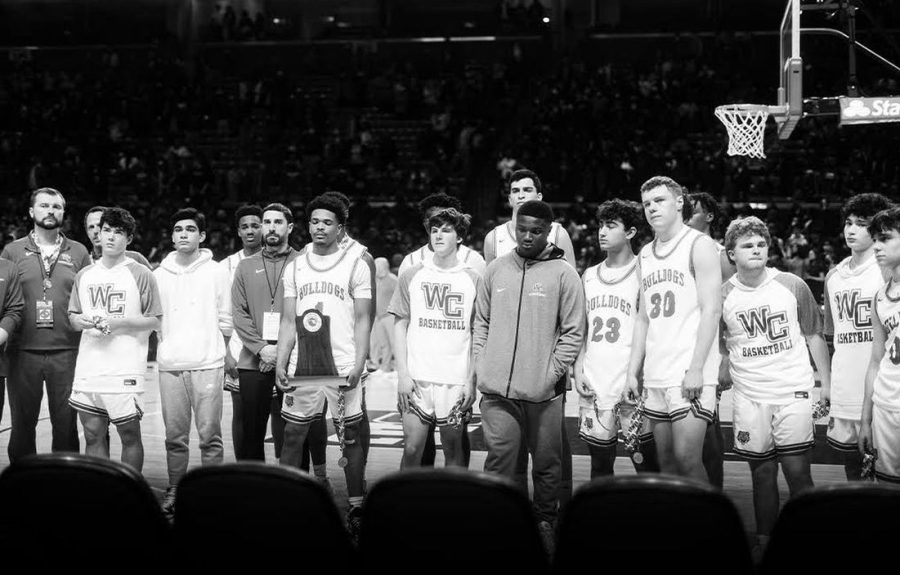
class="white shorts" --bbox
[405,381,470,427]
[732,392,814,460]
[873,405,900,483]
[826,416,860,452]
[69,391,144,426]
[644,385,717,423]
[578,401,653,447]
[281,372,368,426]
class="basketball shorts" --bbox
[826,416,860,452]
[281,371,368,426]
[69,391,144,426]
[644,384,717,423]
[872,405,900,483]
[731,392,814,460]
[578,399,653,447]
[405,381,471,427]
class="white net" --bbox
[714,104,770,159]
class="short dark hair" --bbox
[170,207,206,232]
[640,176,684,198]
[30,187,66,208]
[427,208,471,240]
[841,193,893,222]
[516,200,554,224]
[99,207,136,237]
[84,205,107,226]
[597,199,644,232]
[417,193,462,220]
[868,207,900,239]
[689,192,722,230]
[262,202,293,223]
[321,191,351,220]
[307,194,346,224]
[508,169,542,195]
[234,204,263,226]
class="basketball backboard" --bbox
[778,0,803,139]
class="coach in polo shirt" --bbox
[0,188,92,461]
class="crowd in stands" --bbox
[2,33,899,302]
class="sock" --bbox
[348,496,364,509]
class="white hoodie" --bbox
[153,248,233,371]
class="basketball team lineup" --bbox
[4,0,900,560]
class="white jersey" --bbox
[639,226,719,388]
[491,221,564,260]
[221,250,251,360]
[284,247,372,374]
[388,259,481,385]
[722,269,821,404]
[873,281,900,412]
[582,258,639,408]
[824,255,883,419]
[69,258,162,393]
[399,244,486,277]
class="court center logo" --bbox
[736,305,789,343]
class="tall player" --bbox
[687,191,733,489]
[275,193,372,538]
[68,208,162,471]
[574,199,657,476]
[221,204,263,459]
[720,216,830,551]
[390,208,480,468]
[860,207,900,483]
[626,176,722,482]
[824,193,892,479]
[483,168,575,503]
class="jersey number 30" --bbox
[648,290,676,319]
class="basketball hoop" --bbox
[715,104,771,159]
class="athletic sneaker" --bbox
[346,506,363,544]
[161,486,177,521]
[538,520,556,557]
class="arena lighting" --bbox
[271,18,281,24]
[413,37,445,43]
[449,36,497,42]
[542,16,550,23]
[749,203,769,209]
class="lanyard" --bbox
[31,232,62,299]
[263,251,289,310]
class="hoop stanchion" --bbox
[715,104,770,159]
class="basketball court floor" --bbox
[0,364,847,535]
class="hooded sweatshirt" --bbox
[153,248,232,371]
[472,244,585,402]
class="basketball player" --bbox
[390,208,480,468]
[231,203,297,463]
[574,199,658,477]
[483,169,575,503]
[626,176,722,482]
[399,192,479,467]
[84,206,151,267]
[221,204,263,459]
[720,216,830,550]
[154,207,233,517]
[474,200,584,553]
[860,207,900,483]
[68,208,161,471]
[687,191,733,489]
[275,194,372,538]
[824,193,892,479]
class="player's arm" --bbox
[683,236,724,399]
[0,264,24,346]
[483,229,496,264]
[626,264,649,400]
[717,314,733,391]
[275,296,297,390]
[859,303,885,455]
[822,273,835,350]
[471,268,492,360]
[67,272,97,332]
[346,261,373,389]
[392,316,415,412]
[217,265,237,379]
[556,226,577,269]
[362,251,377,325]
[806,332,832,403]
[719,250,736,280]
[573,278,591,398]
[796,275,831,402]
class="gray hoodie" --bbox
[472,244,585,402]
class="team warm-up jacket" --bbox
[231,247,299,371]
[0,234,92,351]
[472,244,585,402]
[0,259,25,376]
